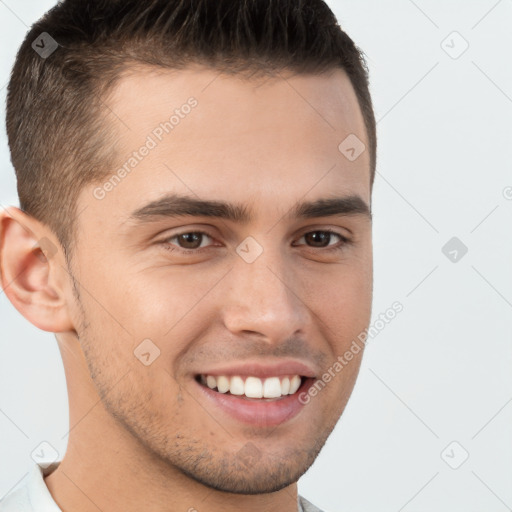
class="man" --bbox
[0,0,376,510]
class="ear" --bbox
[0,206,75,333]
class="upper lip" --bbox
[194,359,317,379]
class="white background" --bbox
[1,1,511,511]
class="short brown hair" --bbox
[6,0,376,261]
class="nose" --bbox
[220,248,310,344]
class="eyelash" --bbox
[159,229,351,254]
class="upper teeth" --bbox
[200,375,302,398]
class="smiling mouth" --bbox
[195,374,306,400]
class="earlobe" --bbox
[0,207,75,333]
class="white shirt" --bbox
[0,462,61,512]
[0,462,324,512]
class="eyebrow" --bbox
[127,193,371,224]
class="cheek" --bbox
[324,276,371,324]
[81,256,208,335]
[302,270,370,420]
[86,261,231,378]
[304,258,373,343]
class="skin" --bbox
[0,65,373,512]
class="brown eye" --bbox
[304,231,335,248]
[162,231,214,251]
[296,230,348,250]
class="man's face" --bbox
[69,65,373,493]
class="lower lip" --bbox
[194,378,314,428]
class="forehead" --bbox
[108,64,368,146]
[79,64,371,231]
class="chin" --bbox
[179,458,307,495]
[168,435,328,495]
